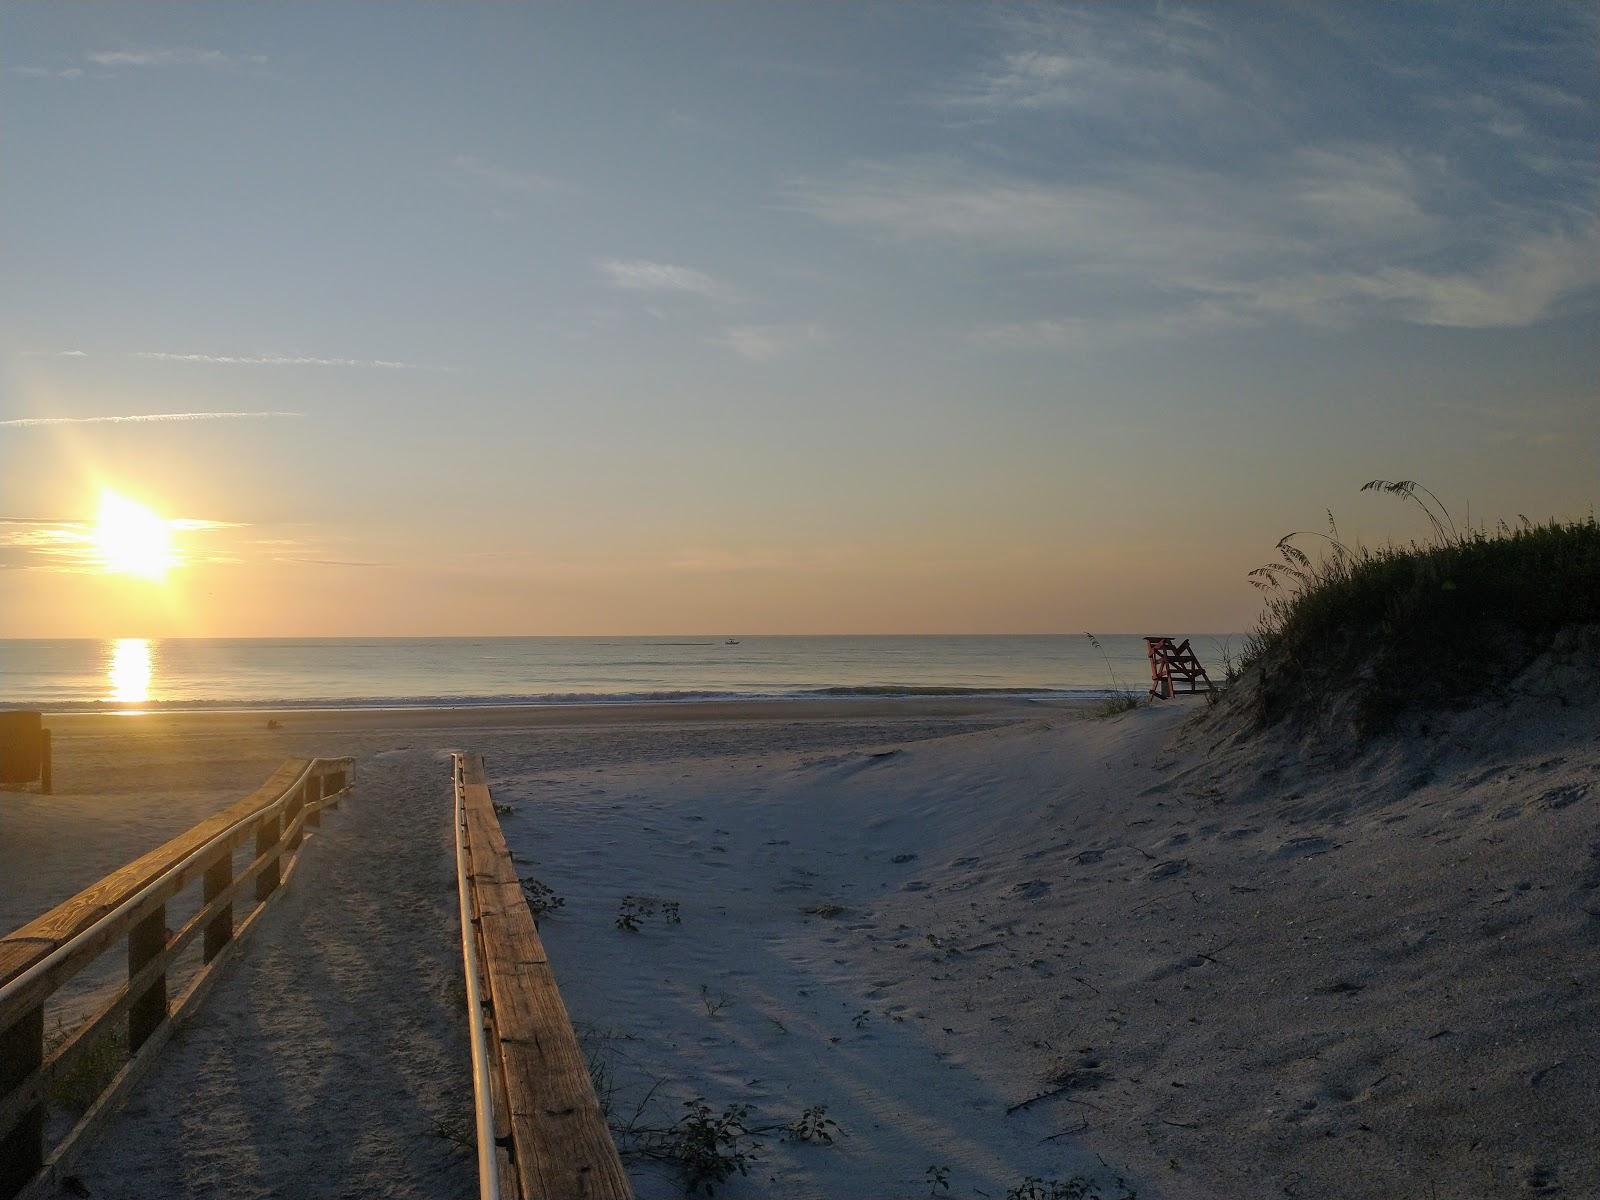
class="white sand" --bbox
[10,681,1598,1198]
[491,684,1600,1198]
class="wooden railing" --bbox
[0,756,354,1200]
[453,754,631,1200]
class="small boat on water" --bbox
[724,638,741,645]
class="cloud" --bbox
[133,351,436,369]
[1,411,301,429]
[788,151,1425,272]
[451,154,568,196]
[828,3,1598,346]
[0,513,240,572]
[793,149,1597,337]
[6,66,84,80]
[974,303,1251,351]
[1226,217,1600,329]
[596,259,740,302]
[86,48,264,69]
[711,323,827,363]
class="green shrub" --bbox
[1243,481,1600,730]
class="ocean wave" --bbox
[26,685,1118,714]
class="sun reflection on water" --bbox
[107,638,153,704]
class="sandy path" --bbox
[63,749,476,1200]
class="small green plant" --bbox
[1006,1176,1137,1200]
[1084,633,1142,717]
[784,1104,840,1145]
[699,985,731,1018]
[851,1008,871,1030]
[927,1164,952,1194]
[1090,692,1141,718]
[616,894,682,932]
[650,1099,755,1194]
[519,877,564,921]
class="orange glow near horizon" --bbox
[94,490,177,580]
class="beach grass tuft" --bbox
[1240,480,1600,731]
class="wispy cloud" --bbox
[974,304,1250,351]
[793,131,1594,341]
[6,66,85,80]
[133,351,437,370]
[451,154,569,196]
[19,349,440,370]
[1,411,300,429]
[712,323,827,363]
[597,259,740,303]
[804,3,1600,346]
[86,48,265,69]
[0,514,239,572]
[789,149,1431,274]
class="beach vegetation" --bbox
[625,1098,757,1193]
[1083,632,1143,716]
[1238,480,1600,732]
[783,1104,840,1144]
[926,1164,952,1194]
[699,984,731,1018]
[616,894,682,931]
[1089,692,1142,718]
[1005,1176,1138,1200]
[518,877,564,922]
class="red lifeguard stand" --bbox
[1144,637,1214,700]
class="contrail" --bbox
[0,411,302,428]
[135,351,425,369]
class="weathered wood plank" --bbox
[459,754,631,1200]
[0,759,311,1000]
[12,833,318,1200]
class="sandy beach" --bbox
[8,668,1597,1198]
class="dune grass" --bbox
[1241,481,1600,729]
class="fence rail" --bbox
[453,753,631,1200]
[0,755,353,1200]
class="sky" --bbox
[2,2,1596,637]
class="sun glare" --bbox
[95,490,177,580]
[107,637,153,704]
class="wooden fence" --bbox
[0,756,354,1200]
[453,753,631,1200]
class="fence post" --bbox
[305,775,323,829]
[255,811,281,902]
[0,1005,43,1199]
[203,851,234,963]
[127,906,167,1053]
[285,782,305,851]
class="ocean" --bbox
[0,635,1234,711]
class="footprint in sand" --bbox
[1539,783,1590,810]
[1273,836,1333,859]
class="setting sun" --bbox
[94,490,177,580]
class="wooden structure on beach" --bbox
[0,714,51,795]
[453,754,632,1200]
[1144,636,1215,699]
[0,757,353,1200]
